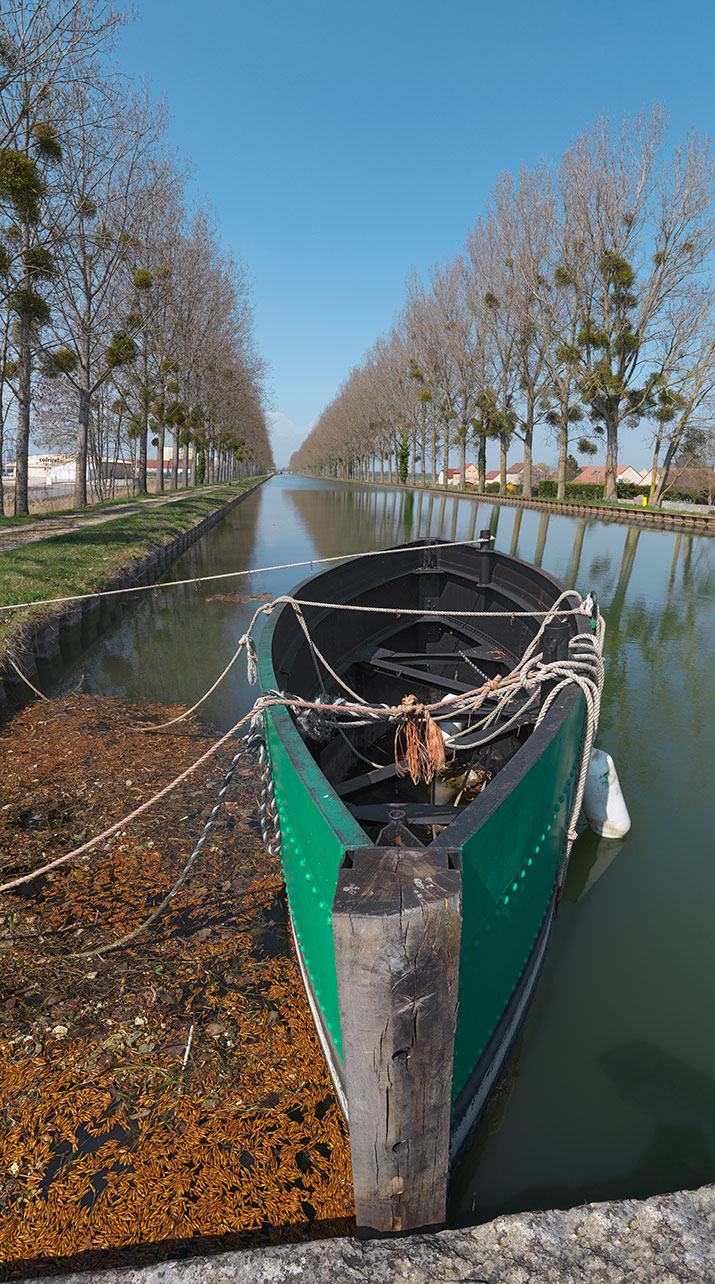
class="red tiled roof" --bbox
[574,464,641,483]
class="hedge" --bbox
[536,478,710,504]
[537,480,651,501]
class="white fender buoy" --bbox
[583,748,631,839]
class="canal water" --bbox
[58,475,715,1223]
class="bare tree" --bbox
[557,108,715,498]
[0,0,125,512]
[39,76,168,504]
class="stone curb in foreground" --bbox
[15,1185,715,1284]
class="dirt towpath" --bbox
[0,488,232,553]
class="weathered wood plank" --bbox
[333,845,462,1235]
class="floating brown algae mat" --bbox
[204,592,273,603]
[0,696,353,1276]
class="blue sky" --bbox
[116,0,715,467]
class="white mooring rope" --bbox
[0,589,604,902]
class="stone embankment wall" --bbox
[466,488,713,533]
[16,1184,715,1284]
[0,482,263,722]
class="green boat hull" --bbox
[257,538,589,1227]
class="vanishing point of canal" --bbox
[56,474,715,1225]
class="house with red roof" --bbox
[573,463,644,485]
[485,463,527,486]
[437,466,462,486]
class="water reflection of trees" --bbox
[599,526,713,805]
[533,512,549,567]
[70,487,263,725]
[509,508,523,558]
[567,519,587,587]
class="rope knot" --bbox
[395,693,446,785]
[241,635,258,684]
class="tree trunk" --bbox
[0,408,4,517]
[459,432,466,489]
[74,384,91,506]
[647,422,666,504]
[157,422,165,492]
[556,406,568,500]
[603,409,618,500]
[499,433,508,495]
[652,430,684,507]
[522,398,533,497]
[442,425,449,488]
[138,348,149,493]
[14,318,31,515]
[478,429,486,492]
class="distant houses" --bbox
[436,467,462,486]
[438,461,553,488]
[572,463,645,485]
[431,459,709,497]
[438,462,532,486]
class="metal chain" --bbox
[76,743,247,957]
[457,648,491,684]
[245,722,282,858]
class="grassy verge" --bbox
[448,484,701,515]
[0,478,267,662]
[527,493,703,515]
[0,481,259,529]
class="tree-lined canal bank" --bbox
[1,474,713,1272]
[0,479,269,715]
[310,473,714,535]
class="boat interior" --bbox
[270,539,583,848]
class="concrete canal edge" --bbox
[0,479,267,720]
[15,1185,715,1283]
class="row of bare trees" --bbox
[0,0,272,514]
[292,106,715,504]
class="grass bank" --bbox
[0,481,257,529]
[0,478,267,663]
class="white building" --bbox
[27,454,75,485]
